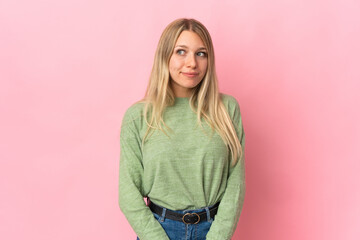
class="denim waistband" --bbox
[147,198,218,223]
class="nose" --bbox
[185,53,197,68]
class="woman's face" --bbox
[169,30,208,97]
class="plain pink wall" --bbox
[1,0,359,239]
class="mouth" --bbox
[181,72,199,78]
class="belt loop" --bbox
[205,207,211,222]
[159,207,166,222]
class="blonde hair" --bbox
[137,18,242,166]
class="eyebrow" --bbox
[175,45,207,51]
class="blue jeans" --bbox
[136,203,215,240]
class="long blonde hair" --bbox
[138,18,242,166]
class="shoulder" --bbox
[221,93,239,104]
[220,93,241,114]
[121,100,146,126]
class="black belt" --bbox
[148,201,220,224]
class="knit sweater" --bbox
[119,93,245,240]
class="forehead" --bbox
[175,30,205,48]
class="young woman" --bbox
[119,18,246,240]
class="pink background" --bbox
[1,0,359,239]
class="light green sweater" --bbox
[119,93,245,240]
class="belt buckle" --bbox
[182,212,200,224]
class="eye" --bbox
[197,51,207,57]
[176,49,185,55]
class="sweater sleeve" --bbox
[206,97,246,240]
[118,109,170,240]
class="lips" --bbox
[182,72,199,77]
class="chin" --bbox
[183,82,201,89]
